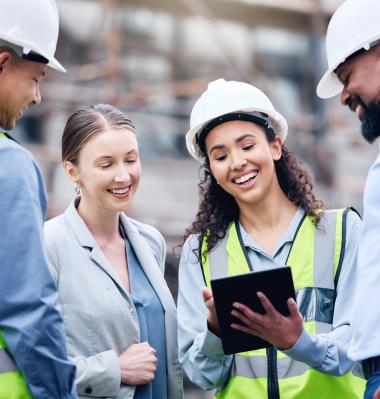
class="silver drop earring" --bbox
[74,182,81,196]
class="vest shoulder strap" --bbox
[0,132,17,142]
[334,207,358,288]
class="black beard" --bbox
[361,100,380,144]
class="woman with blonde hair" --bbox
[45,104,183,399]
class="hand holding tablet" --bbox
[210,266,299,354]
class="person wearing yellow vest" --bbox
[177,78,365,398]
[0,1,77,398]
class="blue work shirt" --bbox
[125,237,168,399]
[0,136,77,398]
[349,150,380,361]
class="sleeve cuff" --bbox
[197,329,227,360]
[282,329,327,368]
[76,350,121,397]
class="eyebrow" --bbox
[209,134,256,155]
[94,150,138,161]
[36,70,46,79]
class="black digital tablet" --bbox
[210,266,296,355]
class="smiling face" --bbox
[0,51,47,130]
[205,120,282,208]
[65,128,141,216]
[335,46,380,142]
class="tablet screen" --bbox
[210,266,296,354]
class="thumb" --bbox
[287,298,300,318]
[201,287,213,305]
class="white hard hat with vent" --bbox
[0,0,65,73]
[186,79,288,162]
[317,0,380,99]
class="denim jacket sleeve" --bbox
[177,235,233,390]
[0,142,77,399]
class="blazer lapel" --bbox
[120,214,174,312]
[64,200,131,298]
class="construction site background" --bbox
[12,1,375,397]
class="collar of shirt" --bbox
[238,207,306,260]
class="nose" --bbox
[32,84,42,105]
[340,86,350,107]
[114,164,130,183]
[230,151,247,170]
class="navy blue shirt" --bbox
[125,238,167,398]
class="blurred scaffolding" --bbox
[12,1,378,396]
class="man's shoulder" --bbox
[0,137,37,171]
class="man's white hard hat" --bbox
[317,0,380,99]
[185,79,288,163]
[0,0,65,73]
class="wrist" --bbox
[278,328,303,350]
[207,319,220,337]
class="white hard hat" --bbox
[317,0,380,99]
[186,79,288,162]
[0,0,65,73]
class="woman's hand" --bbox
[201,287,221,336]
[374,385,380,399]
[119,342,157,385]
[230,291,303,350]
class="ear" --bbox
[270,137,282,161]
[0,51,13,73]
[63,161,80,184]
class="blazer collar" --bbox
[64,199,97,249]
[64,200,130,297]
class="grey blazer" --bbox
[44,200,183,399]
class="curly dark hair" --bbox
[183,129,324,255]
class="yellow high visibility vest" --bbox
[0,333,32,399]
[201,209,365,399]
[0,133,33,399]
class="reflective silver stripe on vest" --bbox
[313,210,338,289]
[0,348,18,373]
[208,237,229,280]
[296,287,334,325]
[234,354,310,379]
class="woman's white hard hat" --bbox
[0,0,66,73]
[185,79,288,163]
[317,0,380,99]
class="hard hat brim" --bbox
[48,56,66,73]
[0,34,67,73]
[316,68,343,99]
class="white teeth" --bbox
[355,104,362,117]
[110,188,129,195]
[234,171,258,184]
